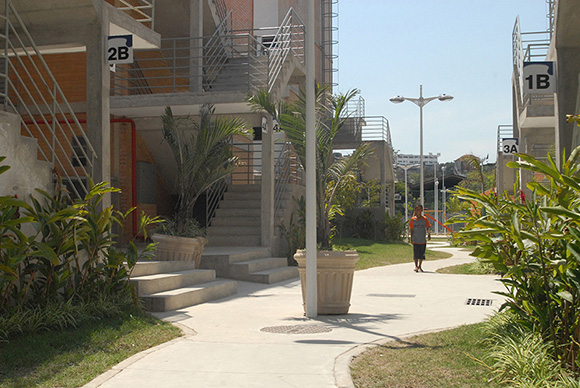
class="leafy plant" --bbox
[154,216,206,239]
[448,146,580,375]
[160,104,250,235]
[249,85,373,249]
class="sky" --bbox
[336,0,550,164]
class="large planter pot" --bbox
[151,233,207,269]
[294,250,359,315]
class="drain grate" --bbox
[466,298,493,306]
[260,325,333,334]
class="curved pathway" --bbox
[85,244,504,388]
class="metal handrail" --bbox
[267,8,305,92]
[274,140,303,213]
[497,125,514,153]
[361,116,392,145]
[106,0,155,28]
[0,0,97,199]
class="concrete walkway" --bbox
[85,243,504,388]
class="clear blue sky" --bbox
[336,0,550,164]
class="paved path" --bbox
[85,244,504,388]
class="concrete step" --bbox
[206,235,261,247]
[219,199,261,209]
[207,226,261,237]
[141,279,238,312]
[131,269,217,295]
[244,267,299,284]
[227,184,261,193]
[210,217,261,227]
[230,257,288,274]
[131,260,197,277]
[214,207,261,217]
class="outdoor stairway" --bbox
[201,246,298,285]
[208,56,268,92]
[131,260,237,312]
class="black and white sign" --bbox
[523,62,556,94]
[107,35,133,65]
[502,138,519,155]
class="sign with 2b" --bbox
[107,35,133,65]
[502,138,519,155]
[523,62,556,94]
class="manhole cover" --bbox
[260,325,333,334]
[466,298,493,306]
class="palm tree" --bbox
[249,85,372,249]
[161,104,250,235]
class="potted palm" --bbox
[152,104,250,268]
[249,85,372,314]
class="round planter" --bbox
[294,250,359,315]
[151,233,207,269]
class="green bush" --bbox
[449,147,580,375]
[0,157,159,340]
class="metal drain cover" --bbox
[260,325,333,334]
[466,298,493,306]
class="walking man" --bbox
[409,204,431,272]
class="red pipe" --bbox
[24,117,139,237]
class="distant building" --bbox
[396,152,439,166]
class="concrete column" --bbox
[189,0,203,92]
[86,13,111,207]
[260,115,275,249]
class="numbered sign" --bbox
[523,62,556,94]
[107,35,133,65]
[502,138,519,155]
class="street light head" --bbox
[390,95,405,104]
[438,94,453,102]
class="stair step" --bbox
[215,208,261,217]
[131,260,197,277]
[230,257,288,274]
[210,217,261,227]
[207,235,261,246]
[131,269,216,295]
[245,267,299,284]
[207,226,261,237]
[142,279,238,312]
[219,199,261,209]
[227,184,261,193]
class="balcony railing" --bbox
[106,0,155,29]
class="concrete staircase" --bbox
[204,184,298,284]
[201,246,298,284]
[209,56,268,92]
[131,260,237,312]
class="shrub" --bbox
[449,147,580,375]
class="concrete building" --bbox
[497,0,580,196]
[0,1,395,310]
[396,152,439,167]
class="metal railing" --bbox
[111,7,305,96]
[361,116,392,145]
[106,0,155,29]
[0,0,97,199]
[321,0,338,88]
[497,125,514,153]
[266,8,305,92]
[512,15,553,112]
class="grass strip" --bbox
[350,323,497,388]
[0,312,182,388]
[333,237,452,270]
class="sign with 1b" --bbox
[107,35,133,65]
[523,62,556,94]
[502,138,519,155]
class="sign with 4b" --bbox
[523,62,556,94]
[502,138,519,155]
[107,35,133,65]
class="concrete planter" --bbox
[151,233,207,269]
[294,250,359,315]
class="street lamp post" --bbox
[390,85,453,208]
[441,165,446,227]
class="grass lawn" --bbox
[0,312,182,388]
[350,323,497,388]
[333,237,452,270]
